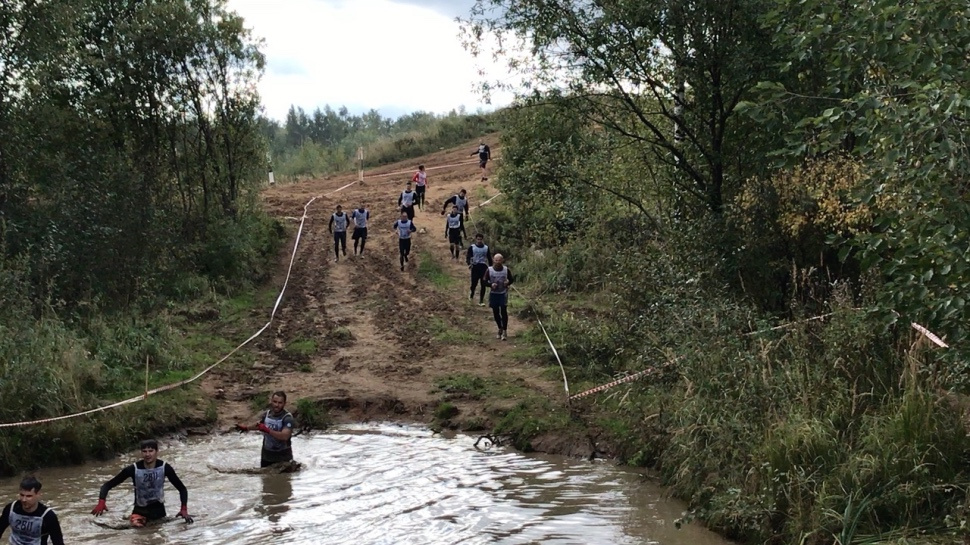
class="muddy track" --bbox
[204,137,562,429]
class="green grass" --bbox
[429,316,478,344]
[416,252,455,288]
[285,338,317,356]
[433,373,532,400]
[434,402,460,420]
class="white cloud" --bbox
[227,0,513,121]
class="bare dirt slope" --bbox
[203,137,565,431]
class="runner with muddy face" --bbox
[237,391,295,468]
[1,476,65,545]
[393,211,418,271]
[92,439,193,527]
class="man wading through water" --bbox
[485,254,514,340]
[0,477,65,545]
[236,391,295,468]
[92,439,193,527]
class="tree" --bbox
[462,0,781,214]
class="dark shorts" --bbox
[333,231,347,242]
[132,502,167,521]
[415,185,426,196]
[489,291,508,308]
[471,263,488,281]
[402,205,415,220]
[399,238,412,255]
[352,227,367,240]
[448,228,463,245]
[261,447,293,467]
[479,158,488,168]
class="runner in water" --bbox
[470,141,491,182]
[92,439,193,527]
[466,233,493,306]
[444,205,466,261]
[0,477,65,545]
[236,391,295,468]
[399,181,417,220]
[485,254,514,340]
[328,204,349,262]
[351,204,369,257]
[440,189,470,221]
[411,165,428,210]
[393,210,417,271]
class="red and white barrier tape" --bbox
[569,361,677,401]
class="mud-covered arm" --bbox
[164,464,189,506]
[99,465,135,500]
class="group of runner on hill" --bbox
[0,144,500,544]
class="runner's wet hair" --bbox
[271,391,287,402]
[140,439,159,451]
[19,476,41,492]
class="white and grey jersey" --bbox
[262,410,294,452]
[400,190,415,208]
[134,462,166,507]
[454,195,468,213]
[395,220,415,239]
[488,266,510,294]
[331,213,349,232]
[469,244,490,265]
[352,209,369,228]
[6,504,53,545]
[447,214,462,229]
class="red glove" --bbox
[91,499,108,516]
[257,422,271,434]
[178,504,194,524]
[235,423,249,432]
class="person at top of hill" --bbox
[92,439,193,527]
[328,204,349,262]
[411,165,428,210]
[471,141,491,182]
[440,189,469,220]
[351,204,369,257]
[1,476,65,545]
[466,233,493,306]
[399,181,417,220]
[236,391,295,468]
[393,210,418,271]
[485,254,514,340]
[444,204,467,261]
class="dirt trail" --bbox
[204,138,562,430]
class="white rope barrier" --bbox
[0,179,361,428]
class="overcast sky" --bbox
[226,0,513,121]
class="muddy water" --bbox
[3,424,731,544]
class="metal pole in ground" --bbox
[357,146,364,184]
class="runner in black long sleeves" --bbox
[444,205,466,261]
[328,204,350,262]
[471,141,491,182]
[393,211,417,271]
[440,189,469,220]
[485,254,514,340]
[91,439,192,527]
[399,182,417,220]
[466,233,492,306]
[0,477,64,545]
